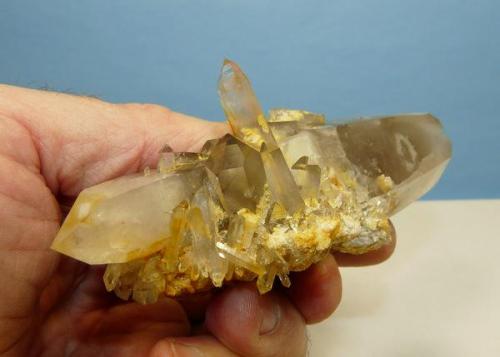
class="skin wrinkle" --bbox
[1,245,57,253]
[0,116,40,175]
[0,327,31,356]
[55,142,91,196]
[0,254,46,301]
[115,104,172,172]
[0,94,43,175]
[12,253,38,289]
[0,281,34,353]
[53,103,125,186]
[12,251,58,290]
[0,157,53,220]
[0,213,59,231]
[79,139,146,189]
[56,137,115,195]
[0,213,58,251]
[0,190,45,222]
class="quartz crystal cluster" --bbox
[51,60,451,304]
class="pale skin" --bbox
[0,84,395,356]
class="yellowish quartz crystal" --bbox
[51,60,452,304]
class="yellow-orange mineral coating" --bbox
[51,60,451,304]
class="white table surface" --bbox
[308,200,500,357]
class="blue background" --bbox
[1,1,498,199]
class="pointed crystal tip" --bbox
[221,58,240,74]
[219,59,239,88]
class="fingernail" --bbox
[260,297,281,335]
[171,342,205,357]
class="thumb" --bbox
[0,84,229,196]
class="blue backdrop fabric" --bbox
[1,0,498,199]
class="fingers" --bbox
[0,84,229,196]
[333,221,397,266]
[203,283,308,357]
[286,254,342,324]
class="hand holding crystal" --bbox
[0,84,399,356]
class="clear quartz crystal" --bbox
[51,60,452,304]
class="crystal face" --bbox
[51,60,451,304]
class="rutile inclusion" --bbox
[51,60,451,304]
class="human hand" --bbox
[0,85,395,356]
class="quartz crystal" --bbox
[51,60,451,304]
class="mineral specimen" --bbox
[51,60,451,304]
